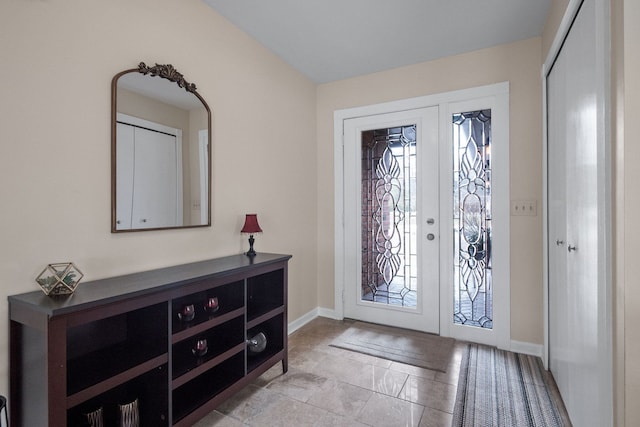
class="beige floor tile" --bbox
[252,362,287,387]
[433,365,460,386]
[288,345,327,371]
[192,410,244,427]
[308,354,409,397]
[418,407,453,427]
[357,392,425,427]
[244,394,330,426]
[398,376,457,413]
[266,369,329,402]
[305,352,368,380]
[216,384,284,422]
[345,363,410,397]
[306,378,373,417]
[314,411,371,427]
[389,361,438,380]
[328,345,394,368]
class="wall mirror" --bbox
[111,62,211,232]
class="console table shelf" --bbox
[9,253,291,427]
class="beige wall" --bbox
[622,0,640,424]
[542,0,571,60]
[0,0,318,397]
[317,37,544,345]
[118,88,192,138]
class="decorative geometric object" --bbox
[36,262,84,296]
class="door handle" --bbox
[556,239,564,246]
[568,245,577,252]
[427,233,435,241]
[426,218,435,225]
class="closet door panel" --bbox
[131,127,179,229]
[547,1,602,425]
[547,45,569,399]
[116,123,135,230]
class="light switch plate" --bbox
[511,200,537,216]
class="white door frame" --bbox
[441,93,510,349]
[199,129,209,225]
[334,82,510,349]
[542,0,612,423]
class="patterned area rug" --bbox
[329,321,455,372]
[453,343,571,426]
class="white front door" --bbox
[335,82,510,345]
[342,107,440,333]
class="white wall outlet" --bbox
[511,200,537,216]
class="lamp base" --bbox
[245,234,257,257]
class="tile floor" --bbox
[191,317,550,427]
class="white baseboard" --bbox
[317,307,341,320]
[287,307,342,335]
[288,308,319,334]
[511,340,544,359]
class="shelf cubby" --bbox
[247,269,284,322]
[172,280,245,335]
[67,364,168,427]
[247,313,285,373]
[172,351,245,424]
[66,302,168,396]
[172,315,244,379]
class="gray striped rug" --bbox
[452,343,571,427]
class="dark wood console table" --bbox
[9,253,291,426]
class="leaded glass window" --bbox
[453,110,493,328]
[361,125,417,308]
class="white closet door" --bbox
[131,127,178,229]
[547,0,606,425]
[115,123,135,230]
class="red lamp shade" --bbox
[241,214,262,234]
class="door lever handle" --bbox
[568,245,577,252]
[556,239,564,246]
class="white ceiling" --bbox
[203,0,551,84]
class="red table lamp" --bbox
[241,214,262,256]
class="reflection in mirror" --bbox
[111,63,211,232]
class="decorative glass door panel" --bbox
[361,126,417,307]
[452,109,493,329]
